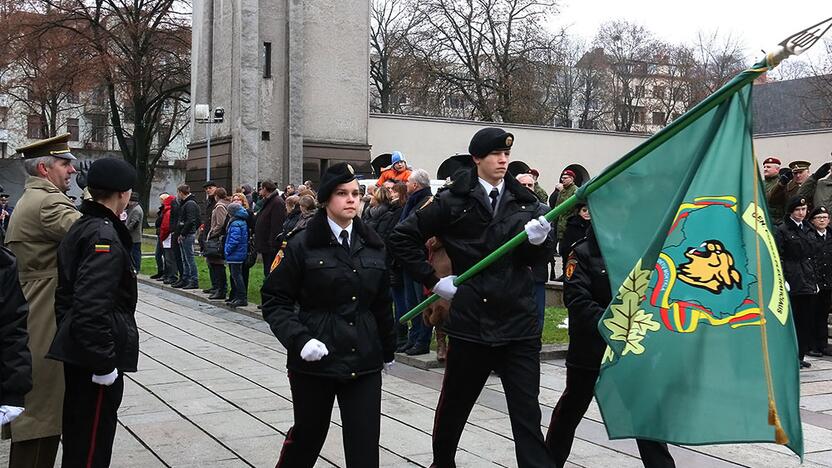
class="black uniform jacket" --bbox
[48,200,139,374]
[0,246,32,407]
[261,210,395,379]
[563,232,609,370]
[809,229,832,290]
[774,217,818,296]
[389,166,555,345]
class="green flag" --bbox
[585,70,803,456]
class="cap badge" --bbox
[347,164,354,175]
[505,136,513,146]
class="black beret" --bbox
[87,158,137,192]
[786,196,808,214]
[810,206,829,219]
[468,127,514,158]
[318,162,357,203]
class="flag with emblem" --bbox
[580,58,803,457]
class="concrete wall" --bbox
[368,114,648,191]
[754,129,832,168]
[369,114,832,192]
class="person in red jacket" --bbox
[159,195,178,284]
[376,151,412,187]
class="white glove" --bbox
[300,339,329,362]
[383,361,395,375]
[91,369,119,386]
[525,216,551,245]
[432,275,458,301]
[0,406,24,425]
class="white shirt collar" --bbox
[478,177,505,195]
[327,217,353,244]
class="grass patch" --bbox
[141,255,266,303]
[542,307,569,344]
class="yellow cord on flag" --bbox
[750,145,789,445]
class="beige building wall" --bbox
[754,130,832,169]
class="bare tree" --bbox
[648,42,696,126]
[688,30,746,107]
[412,0,559,122]
[0,7,98,138]
[369,0,424,113]
[594,20,657,132]
[574,46,612,130]
[35,0,191,218]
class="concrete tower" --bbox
[188,0,371,192]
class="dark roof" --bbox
[753,75,832,134]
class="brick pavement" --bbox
[2,282,831,467]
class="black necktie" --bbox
[489,188,499,212]
[340,229,350,252]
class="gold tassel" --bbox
[769,400,789,445]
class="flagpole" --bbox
[399,18,832,324]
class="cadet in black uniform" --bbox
[774,196,818,368]
[807,206,832,356]
[0,246,32,428]
[390,127,555,467]
[46,158,139,468]
[261,163,395,468]
[546,225,675,468]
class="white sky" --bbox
[551,0,831,64]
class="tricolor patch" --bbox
[94,244,111,253]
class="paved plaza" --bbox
[2,281,832,467]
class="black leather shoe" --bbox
[171,280,186,288]
[183,282,200,290]
[208,291,226,300]
[229,299,248,308]
[405,344,429,356]
[149,273,163,279]
[396,342,413,353]
[807,350,823,358]
[800,360,811,369]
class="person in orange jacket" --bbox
[376,151,412,186]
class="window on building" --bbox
[67,91,79,104]
[261,131,270,141]
[652,111,666,125]
[447,95,464,109]
[158,125,171,146]
[652,86,665,99]
[87,113,107,142]
[27,114,43,139]
[633,109,646,125]
[634,85,645,98]
[0,106,8,128]
[263,42,272,78]
[67,118,79,141]
[90,88,107,106]
[1,142,7,159]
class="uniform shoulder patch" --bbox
[94,244,111,253]
[565,252,578,280]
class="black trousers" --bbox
[814,289,831,352]
[546,366,675,468]
[61,363,124,468]
[207,262,226,293]
[790,293,816,360]
[276,371,382,468]
[262,250,277,278]
[432,337,551,468]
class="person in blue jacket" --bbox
[224,202,249,307]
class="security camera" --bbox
[214,107,225,121]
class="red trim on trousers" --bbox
[86,386,106,468]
